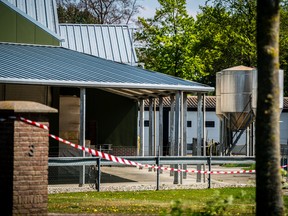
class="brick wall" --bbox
[0,113,49,216]
[112,146,137,156]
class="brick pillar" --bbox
[0,101,57,216]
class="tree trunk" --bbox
[256,0,284,215]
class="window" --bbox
[144,120,149,127]
[205,121,215,128]
[187,121,192,127]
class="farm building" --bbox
[139,96,221,156]
[0,0,284,161]
[0,0,214,161]
[140,96,288,156]
[140,65,286,157]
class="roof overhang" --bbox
[0,78,214,100]
[0,43,214,100]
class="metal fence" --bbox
[48,156,256,192]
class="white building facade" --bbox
[138,96,288,156]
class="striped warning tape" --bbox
[20,117,50,131]
[49,133,142,167]
[50,133,257,175]
[13,116,287,174]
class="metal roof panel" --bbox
[0,43,214,97]
[59,24,138,65]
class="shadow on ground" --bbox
[49,170,136,185]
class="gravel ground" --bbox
[48,183,251,194]
[48,165,256,193]
[48,176,288,195]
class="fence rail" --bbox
[48,156,256,191]
[49,156,255,166]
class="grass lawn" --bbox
[48,187,288,215]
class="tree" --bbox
[57,0,142,24]
[57,0,98,23]
[136,0,207,81]
[194,0,288,93]
[279,3,288,96]
[256,0,284,215]
[194,0,257,87]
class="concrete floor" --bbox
[48,164,256,193]
[99,165,256,186]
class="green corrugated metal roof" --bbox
[0,43,214,99]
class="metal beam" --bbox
[49,156,256,166]
[79,87,86,186]
[197,93,203,156]
[175,91,181,156]
[203,94,206,156]
[102,88,137,100]
[149,98,153,156]
[139,99,145,156]
[183,93,187,156]
[80,88,86,155]
[137,89,172,96]
[159,97,163,156]
[121,88,147,96]
[153,98,157,156]
[169,95,175,156]
[182,93,188,179]
[174,91,181,184]
[197,93,203,182]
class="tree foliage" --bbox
[57,0,142,24]
[136,0,259,86]
[136,0,207,81]
[136,0,288,94]
[193,0,257,86]
[198,0,288,94]
[57,0,98,23]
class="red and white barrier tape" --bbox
[20,117,50,131]
[14,116,287,175]
[49,133,143,167]
[51,132,257,175]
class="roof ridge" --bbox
[0,41,59,48]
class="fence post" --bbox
[208,156,212,189]
[156,155,160,190]
[97,157,101,192]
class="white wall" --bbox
[280,112,288,145]
[138,110,288,156]
[186,111,220,144]
[137,111,160,156]
[138,110,223,156]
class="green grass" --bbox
[220,163,254,168]
[48,187,279,215]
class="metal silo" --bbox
[217,66,256,130]
[252,69,284,114]
[216,72,223,119]
[216,65,284,156]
